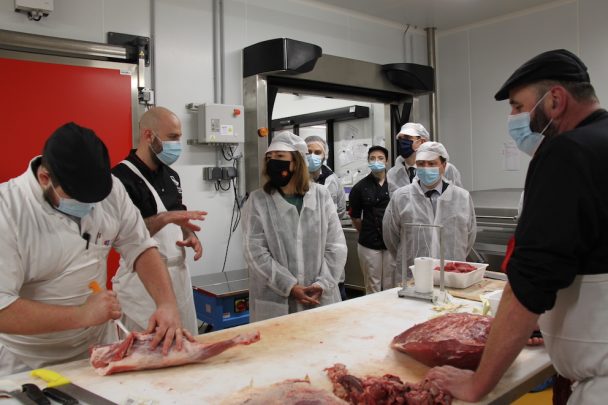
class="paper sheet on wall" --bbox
[503,141,520,171]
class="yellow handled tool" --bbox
[31,368,70,388]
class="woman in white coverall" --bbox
[243,131,347,322]
[387,123,463,195]
[382,142,476,280]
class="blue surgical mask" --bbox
[151,135,182,165]
[50,184,95,218]
[507,92,551,157]
[417,167,441,186]
[307,154,323,172]
[398,139,415,158]
[368,161,386,173]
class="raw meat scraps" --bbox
[433,262,478,273]
[391,313,492,370]
[325,363,451,405]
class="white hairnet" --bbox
[397,122,430,140]
[267,131,308,159]
[415,141,449,161]
[304,135,329,156]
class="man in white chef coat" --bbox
[0,122,188,377]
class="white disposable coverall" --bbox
[112,160,198,335]
[242,183,347,322]
[387,156,463,195]
[0,159,156,376]
[382,181,476,282]
[322,172,347,220]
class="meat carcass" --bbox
[325,363,451,405]
[391,313,491,370]
[90,330,260,375]
[221,378,348,405]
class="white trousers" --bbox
[357,244,397,294]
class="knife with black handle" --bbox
[22,384,50,405]
[43,387,79,405]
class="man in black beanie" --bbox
[427,49,608,404]
[0,122,188,377]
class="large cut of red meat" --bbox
[220,378,348,404]
[391,313,491,370]
[325,363,451,405]
[90,330,260,375]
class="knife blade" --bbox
[31,369,117,405]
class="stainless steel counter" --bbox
[470,188,522,271]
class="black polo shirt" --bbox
[508,109,608,314]
[112,150,186,218]
[349,172,390,250]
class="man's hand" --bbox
[290,285,320,306]
[176,233,203,260]
[145,304,195,355]
[167,210,207,232]
[426,366,481,402]
[79,290,122,327]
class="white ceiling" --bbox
[304,0,562,31]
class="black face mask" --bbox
[397,139,415,158]
[266,159,293,188]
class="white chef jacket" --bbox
[0,157,157,373]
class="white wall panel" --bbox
[436,30,472,189]
[579,0,608,104]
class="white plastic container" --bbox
[409,259,488,289]
[482,289,503,315]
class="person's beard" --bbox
[531,106,558,137]
[42,184,57,208]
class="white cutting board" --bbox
[7,289,552,404]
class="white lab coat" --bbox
[387,156,463,195]
[382,181,476,282]
[242,183,347,322]
[321,172,347,220]
[0,158,156,376]
[538,274,608,405]
[112,160,198,335]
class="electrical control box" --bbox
[197,103,244,143]
[14,0,53,13]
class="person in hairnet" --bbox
[387,122,462,195]
[0,123,187,377]
[304,136,347,219]
[426,49,608,405]
[382,141,476,280]
[304,135,347,299]
[242,131,347,322]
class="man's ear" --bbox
[549,86,568,118]
[37,166,51,186]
